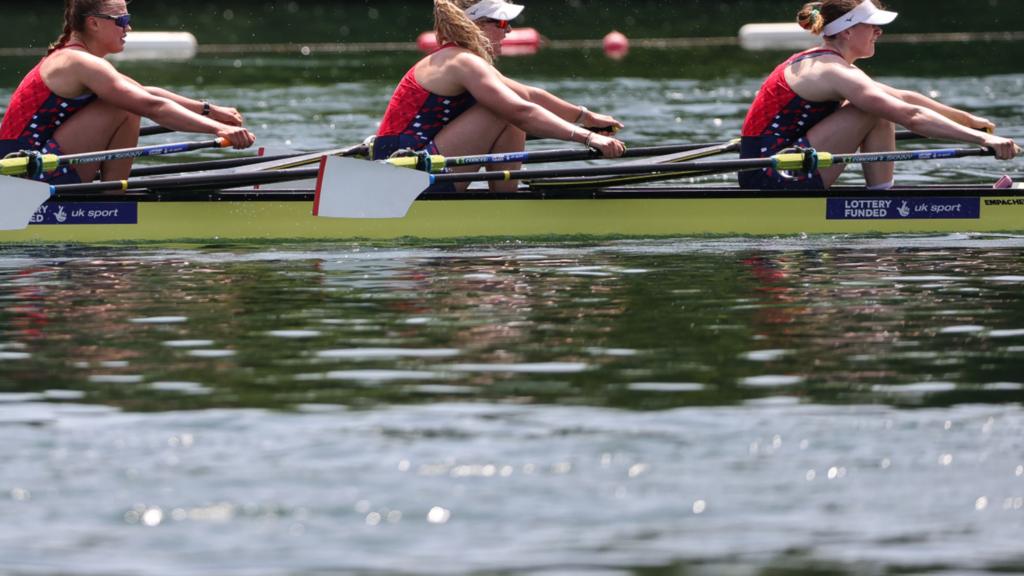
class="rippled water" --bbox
[2,238,1024,575]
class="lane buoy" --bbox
[109,32,199,61]
[602,30,629,60]
[738,23,818,51]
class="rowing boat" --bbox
[3,182,1022,243]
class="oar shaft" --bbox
[393,131,923,172]
[432,157,772,184]
[432,146,993,185]
[53,167,319,195]
[58,138,229,166]
[0,138,229,176]
[139,125,174,137]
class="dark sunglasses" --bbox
[480,18,511,30]
[88,13,132,28]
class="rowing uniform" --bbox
[0,48,96,184]
[372,50,477,161]
[739,48,841,189]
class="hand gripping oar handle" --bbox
[0,138,230,177]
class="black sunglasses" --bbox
[88,13,132,28]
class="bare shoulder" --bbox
[42,49,117,77]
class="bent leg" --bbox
[53,100,141,182]
[807,104,896,188]
[434,104,520,192]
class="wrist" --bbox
[574,105,588,125]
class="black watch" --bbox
[201,101,211,116]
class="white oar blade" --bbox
[314,156,431,219]
[0,175,51,231]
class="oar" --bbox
[383,140,737,172]
[380,131,924,173]
[0,138,232,178]
[140,125,174,137]
[128,143,369,178]
[313,146,1002,219]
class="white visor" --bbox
[464,0,525,22]
[822,0,898,36]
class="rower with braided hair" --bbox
[0,0,254,184]
[373,0,626,192]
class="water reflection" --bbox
[3,242,1024,412]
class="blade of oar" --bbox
[0,175,52,230]
[314,146,999,219]
[0,138,231,177]
[314,156,430,218]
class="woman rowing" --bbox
[373,0,626,192]
[0,0,255,184]
[739,0,1018,190]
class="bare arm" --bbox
[879,84,993,132]
[500,74,623,132]
[144,85,244,126]
[831,66,1016,159]
[71,54,254,148]
[455,54,624,157]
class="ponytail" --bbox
[797,0,885,37]
[48,0,110,55]
[433,0,494,64]
[796,2,826,35]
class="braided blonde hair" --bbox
[48,0,115,54]
[434,0,494,64]
[797,0,886,37]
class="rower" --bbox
[738,0,1018,190]
[372,0,626,192]
[0,0,255,184]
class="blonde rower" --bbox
[373,0,626,192]
[0,0,255,184]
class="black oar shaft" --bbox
[139,125,174,137]
[129,153,299,177]
[435,157,774,184]
[54,167,319,195]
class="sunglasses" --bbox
[480,18,511,30]
[88,13,132,28]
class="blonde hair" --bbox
[434,0,494,64]
[797,0,886,37]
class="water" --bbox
[3,240,1024,575]
[3,14,1024,573]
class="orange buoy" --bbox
[602,30,629,60]
[417,28,543,56]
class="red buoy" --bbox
[417,28,543,56]
[603,30,629,60]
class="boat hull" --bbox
[3,188,1024,243]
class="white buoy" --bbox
[738,23,819,51]
[109,32,198,61]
